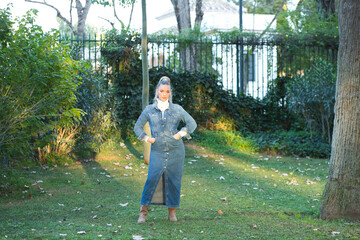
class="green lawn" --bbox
[1,139,359,239]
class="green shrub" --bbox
[0,9,82,165]
[249,130,331,158]
[73,63,116,155]
[286,58,336,143]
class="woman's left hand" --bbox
[172,133,181,140]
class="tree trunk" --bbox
[319,0,360,221]
[194,0,203,29]
[75,0,92,36]
[171,0,191,32]
[141,0,151,165]
[170,0,202,72]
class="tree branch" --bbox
[126,0,134,31]
[112,0,125,30]
[25,0,76,34]
[98,16,115,28]
[258,0,287,39]
[194,0,203,30]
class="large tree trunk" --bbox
[75,0,92,36]
[170,0,203,72]
[319,0,360,221]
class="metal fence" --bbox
[59,34,338,99]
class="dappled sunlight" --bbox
[182,143,326,214]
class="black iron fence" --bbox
[59,34,338,99]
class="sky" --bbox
[0,0,173,34]
[1,0,300,34]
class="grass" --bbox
[1,135,360,239]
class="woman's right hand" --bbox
[147,137,156,143]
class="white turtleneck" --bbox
[143,99,187,142]
[157,98,169,117]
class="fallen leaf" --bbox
[252,225,258,229]
[77,231,86,234]
[132,235,144,240]
[221,197,227,201]
[81,181,85,185]
[218,210,223,214]
[287,178,299,185]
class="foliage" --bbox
[100,29,142,139]
[193,130,256,153]
[262,76,299,131]
[73,63,116,154]
[276,0,338,48]
[286,58,336,143]
[249,130,331,158]
[0,9,82,165]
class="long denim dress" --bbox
[134,101,197,208]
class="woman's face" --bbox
[156,84,171,102]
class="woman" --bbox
[133,76,197,223]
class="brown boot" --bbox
[168,208,177,221]
[137,205,149,223]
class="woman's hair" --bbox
[153,76,172,102]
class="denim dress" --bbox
[133,101,197,208]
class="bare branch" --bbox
[98,16,115,28]
[112,0,126,30]
[126,0,134,31]
[258,0,287,38]
[70,0,73,27]
[25,0,76,34]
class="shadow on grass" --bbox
[183,143,322,218]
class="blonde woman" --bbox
[133,76,197,223]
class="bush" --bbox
[73,63,116,156]
[286,58,336,143]
[249,130,331,158]
[0,8,82,165]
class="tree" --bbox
[170,0,203,71]
[141,0,151,164]
[24,0,135,35]
[25,0,92,36]
[319,0,360,220]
